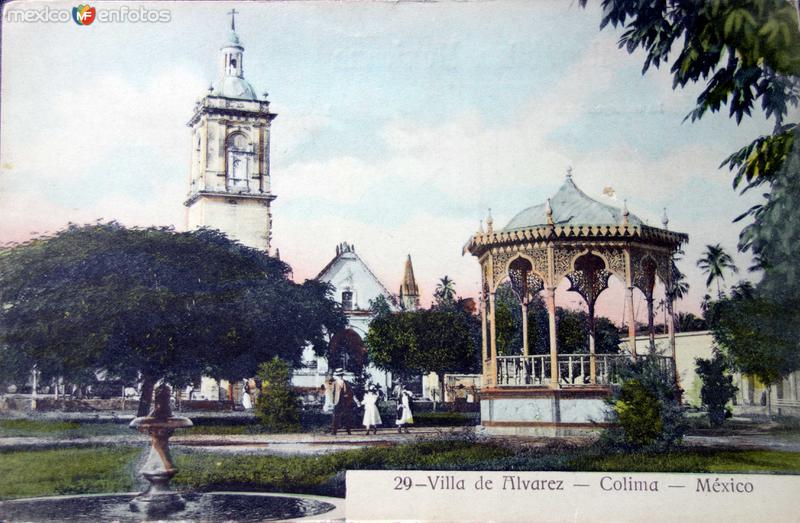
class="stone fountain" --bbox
[128,383,193,516]
[0,383,343,522]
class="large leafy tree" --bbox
[0,223,346,414]
[707,281,800,413]
[365,305,479,406]
[364,312,419,382]
[416,309,477,404]
[740,136,800,301]
[696,243,739,298]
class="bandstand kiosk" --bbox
[464,172,688,435]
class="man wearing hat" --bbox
[330,368,356,435]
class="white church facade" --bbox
[291,243,429,398]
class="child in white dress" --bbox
[395,386,414,434]
[361,385,382,435]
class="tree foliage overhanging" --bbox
[0,223,347,391]
[580,0,800,268]
[579,0,799,187]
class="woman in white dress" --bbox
[395,386,414,434]
[361,385,382,435]
[241,381,253,410]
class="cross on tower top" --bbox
[227,8,238,31]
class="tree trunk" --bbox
[437,373,445,411]
[137,376,156,417]
[767,385,773,419]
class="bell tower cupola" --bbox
[222,10,244,78]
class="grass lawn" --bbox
[171,441,800,498]
[2,439,800,501]
[0,411,478,438]
[0,446,141,500]
[0,419,130,439]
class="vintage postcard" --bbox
[1,0,799,522]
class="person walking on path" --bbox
[395,384,414,434]
[360,384,382,435]
[327,369,357,435]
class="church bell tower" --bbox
[184,10,277,252]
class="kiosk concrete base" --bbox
[479,387,615,436]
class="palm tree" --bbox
[434,276,456,306]
[675,312,707,332]
[667,261,689,301]
[697,244,739,298]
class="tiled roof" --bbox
[504,176,642,230]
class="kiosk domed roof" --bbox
[504,175,642,230]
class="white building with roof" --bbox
[292,243,428,398]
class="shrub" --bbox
[254,357,300,432]
[609,356,685,450]
[696,352,738,427]
[614,379,663,447]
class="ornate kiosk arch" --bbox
[464,172,687,436]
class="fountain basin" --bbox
[129,416,193,430]
[0,491,343,522]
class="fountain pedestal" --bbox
[129,385,192,516]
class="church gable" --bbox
[317,243,394,312]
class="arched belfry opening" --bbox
[464,170,688,436]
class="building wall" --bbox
[187,197,270,251]
[631,330,716,408]
[630,330,800,414]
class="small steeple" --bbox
[661,207,669,229]
[209,10,258,100]
[399,255,420,311]
[221,13,244,79]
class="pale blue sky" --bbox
[2,0,791,321]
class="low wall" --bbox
[479,387,614,436]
